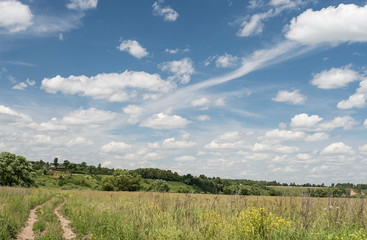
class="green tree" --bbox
[150,180,170,192]
[0,152,34,187]
[53,157,59,168]
[63,160,70,170]
[102,169,142,191]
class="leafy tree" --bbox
[0,152,34,187]
[53,157,59,168]
[150,180,170,192]
[223,185,239,195]
[102,169,142,191]
[268,188,282,196]
[239,188,250,195]
[63,160,70,170]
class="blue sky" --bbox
[1,0,367,184]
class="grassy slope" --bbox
[35,172,198,193]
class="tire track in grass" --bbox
[16,199,51,240]
[54,199,76,240]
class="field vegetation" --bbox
[0,187,55,239]
[3,151,367,239]
[2,187,367,239]
[2,151,366,198]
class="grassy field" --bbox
[0,187,55,239]
[2,187,367,239]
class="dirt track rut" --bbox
[16,201,48,240]
[54,200,76,240]
[16,197,76,240]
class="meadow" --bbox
[1,187,367,239]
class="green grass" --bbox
[141,179,198,193]
[0,187,55,239]
[61,191,367,240]
[269,186,329,196]
[34,195,64,239]
[34,173,108,190]
[2,187,367,239]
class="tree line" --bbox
[0,152,363,198]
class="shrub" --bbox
[236,207,291,239]
[102,169,142,191]
[149,180,170,192]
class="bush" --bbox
[177,187,190,193]
[0,152,34,187]
[102,169,142,191]
[236,207,291,239]
[239,188,250,195]
[149,180,170,192]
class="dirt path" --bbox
[54,200,76,240]
[16,201,47,240]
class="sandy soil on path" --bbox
[16,201,47,240]
[54,200,76,240]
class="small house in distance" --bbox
[48,165,66,172]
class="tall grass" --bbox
[33,195,64,239]
[62,191,367,239]
[0,187,54,239]
[2,187,367,239]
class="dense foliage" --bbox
[0,152,34,187]
[0,151,365,197]
[102,169,142,191]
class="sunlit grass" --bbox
[2,187,367,239]
[34,195,64,239]
[0,187,54,239]
[62,191,367,239]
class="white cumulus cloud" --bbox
[66,137,94,146]
[291,113,356,131]
[253,143,299,153]
[101,141,131,153]
[118,40,148,59]
[0,0,33,33]
[152,2,179,22]
[272,89,306,105]
[320,142,354,155]
[264,129,306,141]
[337,79,367,109]
[162,138,196,149]
[305,132,329,142]
[175,155,196,162]
[319,116,357,131]
[67,0,98,10]
[196,115,210,121]
[160,58,195,84]
[140,113,191,129]
[62,108,117,125]
[215,53,240,68]
[0,105,32,122]
[359,144,367,154]
[205,132,247,150]
[41,71,174,102]
[286,3,367,45]
[291,113,323,130]
[123,105,145,124]
[311,66,360,89]
[12,79,35,90]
